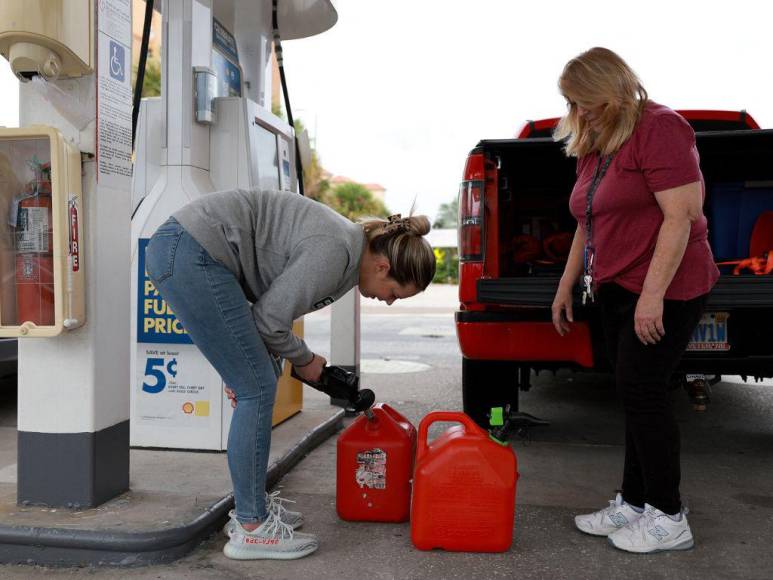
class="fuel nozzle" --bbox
[488,405,550,443]
[291,365,376,414]
[488,406,509,445]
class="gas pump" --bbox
[130,0,337,450]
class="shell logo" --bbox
[182,402,195,414]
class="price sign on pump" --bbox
[135,346,213,428]
[136,239,192,344]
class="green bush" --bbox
[432,247,459,284]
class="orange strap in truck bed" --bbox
[717,250,773,275]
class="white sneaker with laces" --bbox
[575,493,644,536]
[223,510,319,560]
[607,503,694,553]
[223,491,304,537]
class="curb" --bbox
[0,409,344,567]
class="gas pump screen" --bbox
[254,123,281,191]
[212,18,241,97]
[212,50,241,97]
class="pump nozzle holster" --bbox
[291,365,375,413]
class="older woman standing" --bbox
[551,47,718,553]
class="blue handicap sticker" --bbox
[109,40,125,82]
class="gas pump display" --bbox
[0,128,85,336]
[212,18,241,98]
[253,122,281,191]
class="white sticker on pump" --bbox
[97,0,133,189]
[356,448,387,490]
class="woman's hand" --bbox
[551,283,574,336]
[634,292,665,345]
[224,385,237,408]
[294,353,327,383]
[225,352,330,408]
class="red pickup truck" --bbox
[456,110,773,426]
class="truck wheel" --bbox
[462,358,519,428]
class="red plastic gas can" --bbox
[337,403,417,522]
[411,411,518,552]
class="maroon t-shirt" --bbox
[568,102,719,300]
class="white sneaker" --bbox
[575,493,645,536]
[223,491,304,537]
[223,510,319,560]
[608,504,694,553]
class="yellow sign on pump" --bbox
[272,319,304,426]
[0,126,85,337]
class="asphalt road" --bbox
[2,302,772,579]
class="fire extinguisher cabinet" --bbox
[0,126,85,337]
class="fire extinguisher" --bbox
[14,157,55,326]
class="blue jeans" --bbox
[145,217,279,524]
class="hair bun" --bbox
[404,215,431,236]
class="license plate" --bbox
[687,312,730,351]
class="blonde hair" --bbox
[554,47,648,157]
[359,214,436,290]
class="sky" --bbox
[2,0,772,224]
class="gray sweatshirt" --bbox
[173,189,365,365]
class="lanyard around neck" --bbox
[583,153,614,272]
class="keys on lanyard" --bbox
[582,245,595,305]
[582,275,593,305]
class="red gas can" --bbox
[411,411,518,552]
[337,403,417,522]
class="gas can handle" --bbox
[380,403,410,427]
[381,404,417,438]
[416,411,482,462]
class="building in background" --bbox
[328,174,386,203]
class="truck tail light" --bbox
[458,153,485,262]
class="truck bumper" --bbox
[455,311,594,367]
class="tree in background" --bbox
[432,247,459,284]
[293,119,330,202]
[433,198,458,229]
[140,57,161,98]
[131,49,161,98]
[432,198,460,284]
[286,118,386,219]
[326,182,389,221]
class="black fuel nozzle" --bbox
[488,407,509,445]
[291,364,375,414]
[488,405,550,443]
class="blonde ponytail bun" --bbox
[404,215,431,236]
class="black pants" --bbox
[598,283,707,515]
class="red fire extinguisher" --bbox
[14,159,55,326]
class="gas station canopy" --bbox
[147,0,338,41]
